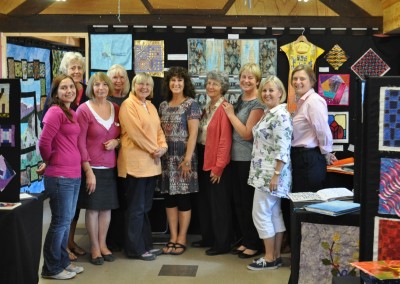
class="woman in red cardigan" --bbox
[194,71,233,255]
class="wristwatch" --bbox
[274,170,281,175]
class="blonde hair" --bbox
[59,52,85,75]
[258,76,287,104]
[239,63,262,85]
[107,64,130,96]
[86,72,114,99]
[132,73,154,99]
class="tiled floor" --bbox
[38,199,290,283]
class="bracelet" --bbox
[116,138,121,148]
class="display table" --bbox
[0,194,45,284]
[290,201,360,284]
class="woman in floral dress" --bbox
[159,66,202,255]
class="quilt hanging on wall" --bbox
[351,48,390,80]
[378,158,400,217]
[379,87,400,151]
[373,217,400,260]
[328,111,349,143]
[299,222,359,284]
[324,44,349,71]
[6,44,50,193]
[318,74,350,106]
[187,38,277,77]
[90,34,132,71]
[134,40,164,77]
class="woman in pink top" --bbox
[76,72,120,265]
[37,75,84,280]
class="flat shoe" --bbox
[89,256,104,265]
[163,241,175,254]
[170,242,186,255]
[67,248,77,261]
[238,250,261,259]
[231,248,245,255]
[70,245,87,256]
[102,254,115,262]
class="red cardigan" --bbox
[203,102,232,176]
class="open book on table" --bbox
[288,187,353,202]
[304,200,360,216]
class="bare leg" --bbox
[98,210,112,255]
[163,207,178,254]
[274,232,284,259]
[263,236,275,262]
[175,210,191,253]
[85,209,101,259]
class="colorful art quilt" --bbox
[373,217,400,260]
[187,38,277,77]
[7,44,49,193]
[0,155,16,192]
[328,111,349,143]
[318,74,350,106]
[299,222,359,284]
[351,48,390,80]
[0,125,15,147]
[51,50,66,77]
[378,158,400,217]
[90,34,132,71]
[0,83,10,118]
[379,87,400,151]
[351,260,400,280]
[134,40,164,77]
[324,44,349,70]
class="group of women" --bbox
[38,51,335,279]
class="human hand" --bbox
[36,162,46,175]
[103,139,119,151]
[269,174,279,192]
[85,170,96,195]
[152,147,167,159]
[222,102,234,117]
[210,171,220,184]
[178,160,191,180]
[324,152,337,165]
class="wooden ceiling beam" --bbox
[0,14,382,33]
[141,0,235,15]
[9,0,54,16]
[319,0,371,17]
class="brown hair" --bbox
[290,64,317,87]
[162,66,195,101]
[85,72,115,99]
[49,74,77,122]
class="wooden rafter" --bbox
[319,0,371,17]
[9,0,54,16]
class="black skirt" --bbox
[79,168,119,210]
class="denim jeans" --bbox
[41,176,81,276]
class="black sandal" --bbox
[162,241,175,254]
[170,243,186,255]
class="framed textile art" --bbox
[318,74,350,106]
[134,40,164,77]
[328,111,349,143]
[379,87,400,151]
[378,158,400,217]
[351,48,390,80]
[299,222,359,284]
[324,44,349,71]
[373,217,400,260]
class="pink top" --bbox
[202,102,232,177]
[39,106,81,178]
[292,88,333,154]
[76,101,120,168]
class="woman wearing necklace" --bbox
[194,71,233,256]
[222,63,264,259]
[159,66,202,255]
[76,72,120,265]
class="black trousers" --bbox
[106,176,126,249]
[124,175,156,257]
[291,147,327,193]
[228,161,262,251]
[197,145,233,251]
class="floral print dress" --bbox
[248,103,293,198]
[159,98,202,195]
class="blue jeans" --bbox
[42,176,80,276]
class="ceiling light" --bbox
[298,0,309,2]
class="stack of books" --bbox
[303,200,360,216]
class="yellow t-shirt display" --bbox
[280,41,324,114]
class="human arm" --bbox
[179,118,199,179]
[222,101,264,140]
[82,161,96,194]
[38,107,62,163]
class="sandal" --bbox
[162,242,175,254]
[170,243,186,255]
[67,248,77,261]
[70,244,86,256]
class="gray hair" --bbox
[205,70,230,95]
[107,64,131,96]
[59,52,85,75]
